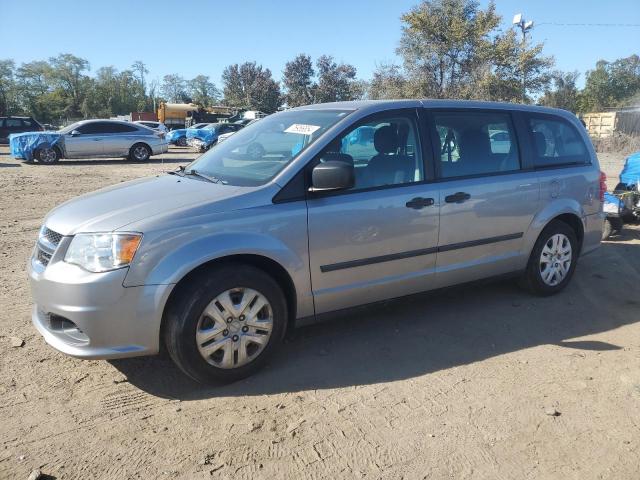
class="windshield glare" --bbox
[184,109,351,186]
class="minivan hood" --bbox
[44,175,244,235]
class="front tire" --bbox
[163,264,287,384]
[520,220,578,296]
[34,146,60,164]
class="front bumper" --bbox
[187,137,206,150]
[29,252,173,359]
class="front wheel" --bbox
[520,220,578,296]
[163,265,287,383]
[34,146,60,164]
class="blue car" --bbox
[167,123,211,146]
[186,123,243,151]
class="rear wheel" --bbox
[163,264,287,383]
[520,220,578,296]
[34,146,60,164]
[129,143,151,162]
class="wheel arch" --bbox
[159,253,298,344]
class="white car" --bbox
[135,121,169,133]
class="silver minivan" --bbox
[29,100,604,383]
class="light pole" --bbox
[513,13,534,103]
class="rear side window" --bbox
[526,115,588,168]
[433,111,520,179]
[22,119,33,127]
[110,123,139,133]
[6,118,22,128]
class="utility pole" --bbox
[512,13,534,103]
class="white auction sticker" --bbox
[284,124,321,135]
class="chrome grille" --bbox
[35,226,63,267]
[41,227,63,246]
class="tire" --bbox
[520,220,579,296]
[34,146,60,164]
[602,218,612,241]
[176,137,187,147]
[163,264,288,384]
[129,143,151,162]
[609,217,624,234]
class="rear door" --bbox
[307,108,441,313]
[101,123,142,156]
[428,109,540,287]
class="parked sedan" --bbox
[134,120,169,133]
[166,123,211,146]
[186,122,244,151]
[9,119,168,164]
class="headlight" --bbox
[64,233,142,272]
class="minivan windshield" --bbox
[183,109,351,186]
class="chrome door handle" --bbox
[518,183,533,188]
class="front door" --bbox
[429,109,540,287]
[64,122,107,158]
[307,109,440,314]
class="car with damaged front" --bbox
[29,100,604,384]
[10,119,168,163]
[186,122,244,152]
[166,123,211,146]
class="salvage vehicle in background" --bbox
[1,116,44,143]
[28,100,604,384]
[186,122,244,151]
[134,120,169,133]
[9,119,168,164]
[166,123,211,146]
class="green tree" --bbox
[47,53,91,117]
[160,74,187,103]
[131,60,149,110]
[0,59,17,115]
[539,71,580,112]
[397,0,500,98]
[222,62,281,113]
[282,54,315,107]
[188,75,220,107]
[315,55,358,103]
[579,55,640,112]
[368,63,409,100]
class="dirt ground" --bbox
[1,146,639,480]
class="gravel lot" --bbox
[1,146,639,479]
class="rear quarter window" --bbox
[525,114,589,168]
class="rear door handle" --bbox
[444,192,471,203]
[405,197,435,209]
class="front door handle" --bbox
[445,192,471,204]
[405,197,435,209]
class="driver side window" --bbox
[320,113,424,191]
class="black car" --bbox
[0,116,44,143]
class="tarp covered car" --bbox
[619,151,640,188]
[9,131,63,162]
[613,151,640,224]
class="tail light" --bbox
[599,171,607,202]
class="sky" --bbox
[1,0,639,89]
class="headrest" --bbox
[374,126,399,154]
[533,131,547,156]
[459,129,491,158]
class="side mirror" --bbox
[310,160,354,192]
[70,130,81,136]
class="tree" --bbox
[0,59,17,115]
[222,62,281,113]
[160,74,187,103]
[47,53,91,117]
[397,0,501,98]
[539,71,579,112]
[315,55,358,103]
[282,54,315,107]
[579,55,640,112]
[131,60,149,110]
[369,63,409,99]
[188,75,220,107]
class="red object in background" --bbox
[130,112,158,121]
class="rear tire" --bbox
[163,264,288,384]
[520,220,578,296]
[129,143,151,162]
[34,146,60,164]
[602,218,612,240]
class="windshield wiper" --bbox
[167,165,186,177]
[184,169,223,184]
